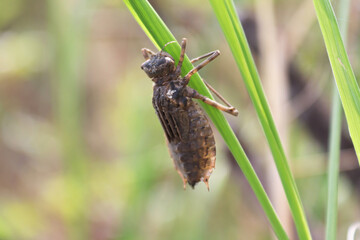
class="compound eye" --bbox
[141,59,150,70]
[165,57,174,64]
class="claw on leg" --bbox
[184,87,239,117]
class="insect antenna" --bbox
[160,41,177,52]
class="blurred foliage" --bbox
[0,0,23,29]
[0,0,359,240]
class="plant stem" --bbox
[325,0,350,239]
[209,0,311,238]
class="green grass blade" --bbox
[123,0,289,238]
[208,0,311,239]
[325,0,350,239]
[326,87,342,240]
[313,0,360,164]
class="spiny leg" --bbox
[189,50,238,115]
[184,50,220,85]
[175,38,187,76]
[185,87,239,116]
[199,94,239,116]
[203,80,233,108]
[190,51,218,64]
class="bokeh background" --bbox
[0,0,359,239]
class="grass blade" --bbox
[326,85,342,240]
[208,0,311,239]
[325,0,350,239]
[123,0,289,238]
[313,0,360,164]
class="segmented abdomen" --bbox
[152,84,216,188]
[169,101,216,188]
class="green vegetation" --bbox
[325,0,350,239]
[0,0,358,239]
[314,0,360,163]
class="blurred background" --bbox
[0,0,359,239]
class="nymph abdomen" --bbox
[166,101,216,188]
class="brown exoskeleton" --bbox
[141,38,238,190]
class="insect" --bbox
[141,38,238,190]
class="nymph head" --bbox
[141,43,176,78]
